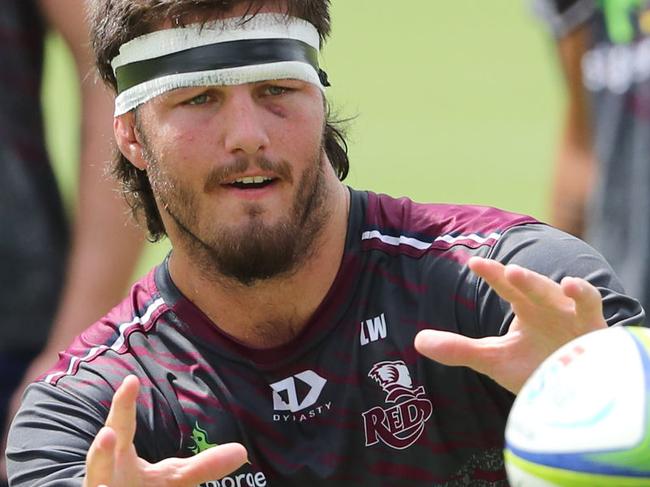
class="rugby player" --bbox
[6,0,644,485]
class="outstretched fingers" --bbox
[157,443,248,487]
[467,257,524,304]
[561,276,607,329]
[414,329,501,377]
[84,427,117,487]
[192,443,248,480]
[470,257,572,310]
[84,375,140,487]
[503,263,574,311]
[417,258,611,394]
[105,375,140,453]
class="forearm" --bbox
[36,0,145,354]
[45,189,143,353]
[41,75,143,355]
[549,129,595,237]
[549,25,595,237]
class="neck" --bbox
[168,179,350,349]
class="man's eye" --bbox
[186,93,211,105]
[265,85,291,96]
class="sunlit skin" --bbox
[140,79,326,237]
[140,78,334,281]
[115,77,351,348]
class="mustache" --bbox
[203,157,293,193]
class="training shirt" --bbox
[534,0,650,315]
[7,189,644,486]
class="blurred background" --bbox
[42,0,564,280]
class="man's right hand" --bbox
[83,375,248,487]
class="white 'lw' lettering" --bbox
[360,313,387,346]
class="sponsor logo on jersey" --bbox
[270,370,332,422]
[188,421,268,487]
[360,313,388,346]
[362,360,433,450]
[189,422,218,454]
[201,473,268,487]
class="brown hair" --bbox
[87,0,349,241]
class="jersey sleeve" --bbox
[475,223,645,337]
[531,0,596,37]
[5,381,109,487]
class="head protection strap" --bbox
[111,13,329,116]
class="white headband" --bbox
[111,13,328,116]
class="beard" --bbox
[144,141,331,287]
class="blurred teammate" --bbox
[5,1,645,485]
[534,0,650,312]
[0,1,142,484]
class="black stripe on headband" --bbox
[115,37,330,93]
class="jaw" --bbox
[173,164,332,285]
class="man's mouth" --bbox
[227,175,276,190]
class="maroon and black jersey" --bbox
[7,189,644,486]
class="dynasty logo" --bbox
[270,370,331,422]
[362,360,433,450]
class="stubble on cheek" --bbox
[139,113,330,284]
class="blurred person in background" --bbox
[535,0,650,312]
[0,1,143,484]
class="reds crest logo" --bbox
[362,360,433,450]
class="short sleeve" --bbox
[5,382,108,487]
[474,223,645,336]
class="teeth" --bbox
[234,176,272,184]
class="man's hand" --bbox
[414,256,607,394]
[83,375,248,487]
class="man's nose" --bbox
[222,91,270,155]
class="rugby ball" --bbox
[504,326,650,486]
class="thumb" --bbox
[83,426,117,487]
[414,329,497,376]
[176,443,248,486]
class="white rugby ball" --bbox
[504,326,650,486]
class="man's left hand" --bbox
[414,256,607,393]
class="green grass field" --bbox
[41,1,564,279]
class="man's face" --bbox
[134,78,331,285]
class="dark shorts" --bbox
[0,350,38,487]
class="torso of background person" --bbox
[535,0,650,313]
[0,1,69,353]
[7,189,643,487]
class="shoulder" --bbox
[40,266,172,388]
[357,190,539,256]
[487,224,645,327]
[492,223,613,278]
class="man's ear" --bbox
[114,111,148,170]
